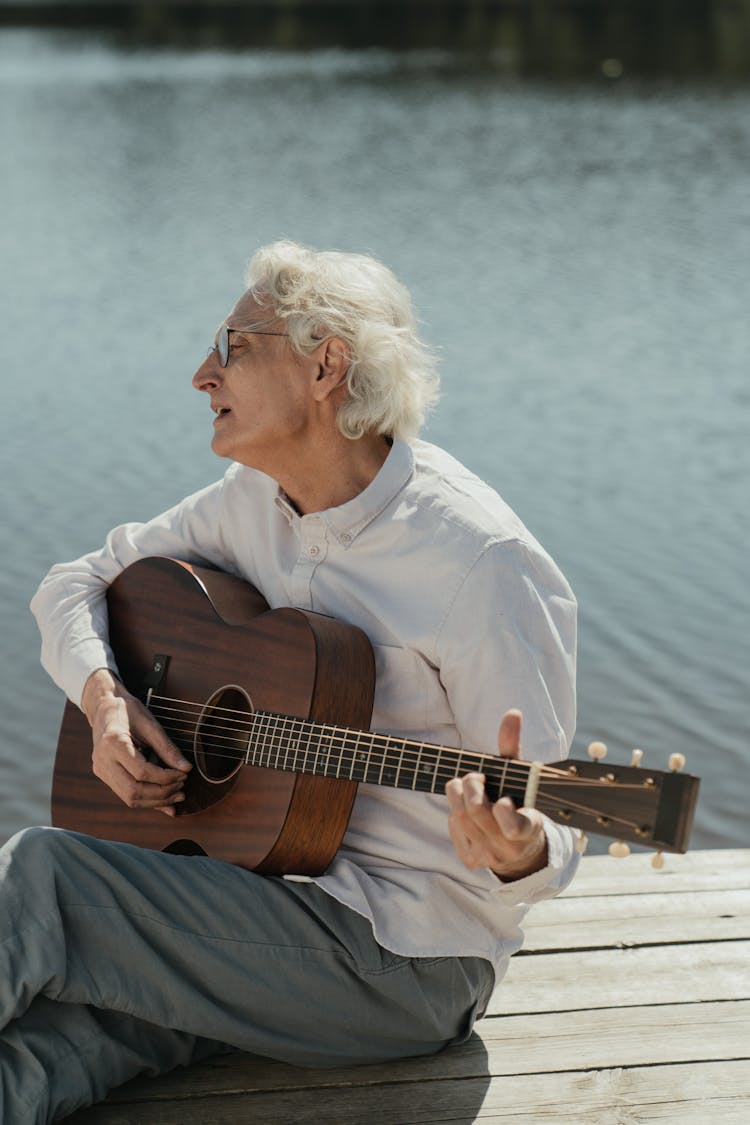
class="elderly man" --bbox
[2,242,578,1121]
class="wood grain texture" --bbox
[549,847,750,897]
[523,886,750,949]
[491,939,750,1013]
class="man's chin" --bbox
[210,436,233,460]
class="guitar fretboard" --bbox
[235,708,523,802]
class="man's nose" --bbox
[192,350,222,391]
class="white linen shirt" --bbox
[31,438,579,978]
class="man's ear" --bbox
[312,337,350,400]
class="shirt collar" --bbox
[273,439,414,547]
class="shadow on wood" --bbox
[65,1034,492,1124]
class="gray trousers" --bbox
[0,827,494,1123]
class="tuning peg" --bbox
[576,832,589,854]
[651,851,665,870]
[669,753,686,772]
[587,741,607,761]
[608,840,631,858]
[630,749,643,767]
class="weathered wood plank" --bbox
[560,848,750,897]
[523,887,750,950]
[426,1058,750,1125]
[66,999,750,1108]
[476,999,750,1073]
[66,1059,750,1125]
[488,939,750,1014]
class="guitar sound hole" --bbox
[194,685,253,784]
[163,839,207,857]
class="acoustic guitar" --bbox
[52,556,700,875]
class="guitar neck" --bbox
[246,709,531,803]
[155,694,699,854]
[236,709,699,854]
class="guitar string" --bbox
[149,711,654,798]
[144,704,655,830]
[147,699,655,792]
[146,698,566,785]
[146,689,640,789]
[156,716,649,832]
[147,712,657,798]
[145,706,652,832]
[146,693,570,780]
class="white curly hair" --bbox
[244,241,439,441]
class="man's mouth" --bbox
[213,406,231,420]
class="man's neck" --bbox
[275,433,392,516]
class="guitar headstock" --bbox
[536,743,700,856]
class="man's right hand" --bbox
[81,669,192,815]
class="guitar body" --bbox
[52,556,376,875]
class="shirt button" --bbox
[308,545,320,558]
[340,532,352,545]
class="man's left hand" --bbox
[445,710,549,882]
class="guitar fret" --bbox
[248,711,260,766]
[307,721,317,775]
[411,741,424,790]
[281,716,293,769]
[294,718,307,771]
[333,729,344,778]
[500,755,510,798]
[287,717,298,770]
[317,724,328,775]
[339,730,353,779]
[421,759,436,790]
[259,712,271,765]
[267,713,280,767]
[286,716,299,771]
[394,740,405,788]
[350,730,362,781]
[281,717,293,771]
[267,715,276,767]
[376,737,388,785]
[316,724,331,776]
[296,720,305,774]
[432,747,443,794]
[244,714,255,767]
[338,730,349,779]
[269,713,283,768]
[273,715,283,771]
[311,723,320,775]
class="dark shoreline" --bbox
[2,0,750,78]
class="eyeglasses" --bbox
[207,321,288,368]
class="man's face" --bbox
[192,292,314,472]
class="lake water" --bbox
[1,29,748,855]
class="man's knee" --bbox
[2,826,79,877]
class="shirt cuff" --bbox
[487,820,581,906]
[59,638,121,710]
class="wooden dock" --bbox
[68,848,750,1124]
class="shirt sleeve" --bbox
[29,474,237,709]
[434,535,581,903]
